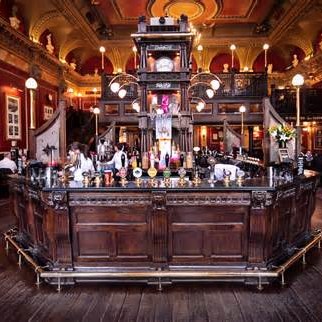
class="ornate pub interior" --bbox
[1,0,322,320]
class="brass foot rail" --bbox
[3,229,322,292]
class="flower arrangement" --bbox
[268,124,296,142]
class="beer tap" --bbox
[163,153,171,186]
[147,152,157,187]
[132,153,143,187]
[178,153,187,186]
[192,149,202,186]
[119,153,128,186]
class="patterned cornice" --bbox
[0,17,62,76]
[29,10,62,41]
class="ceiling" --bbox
[2,0,322,78]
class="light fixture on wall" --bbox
[25,77,38,129]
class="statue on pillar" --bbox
[46,33,55,54]
[9,5,21,30]
[292,54,299,68]
[223,63,229,73]
[70,58,77,70]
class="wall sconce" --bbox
[263,43,269,69]
[25,77,38,129]
[230,44,236,69]
[99,46,106,70]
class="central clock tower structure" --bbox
[131,15,194,153]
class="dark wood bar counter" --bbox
[5,171,322,290]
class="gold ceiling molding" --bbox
[108,48,123,73]
[60,39,89,61]
[150,0,218,24]
[29,10,61,41]
[165,0,205,20]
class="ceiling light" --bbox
[292,74,304,87]
[118,88,127,98]
[25,77,38,90]
[110,82,120,93]
[206,88,214,98]
[210,79,220,90]
[239,105,246,113]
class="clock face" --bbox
[155,57,174,72]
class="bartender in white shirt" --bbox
[68,142,94,181]
[0,152,17,173]
[106,143,128,176]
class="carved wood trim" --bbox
[167,192,251,206]
[43,191,68,211]
[251,191,274,209]
[69,193,151,207]
[151,191,167,263]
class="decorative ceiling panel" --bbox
[96,0,276,26]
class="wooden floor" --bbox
[0,194,322,322]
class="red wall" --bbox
[209,53,240,73]
[0,60,58,153]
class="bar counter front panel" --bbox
[7,172,319,286]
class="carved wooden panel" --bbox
[168,205,249,263]
[71,204,151,263]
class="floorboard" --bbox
[0,190,321,322]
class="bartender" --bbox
[106,143,128,177]
[68,142,94,180]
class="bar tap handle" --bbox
[194,154,199,167]
[165,153,170,168]
[180,154,184,168]
[121,153,126,168]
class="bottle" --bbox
[186,152,193,169]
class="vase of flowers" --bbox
[268,124,296,147]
